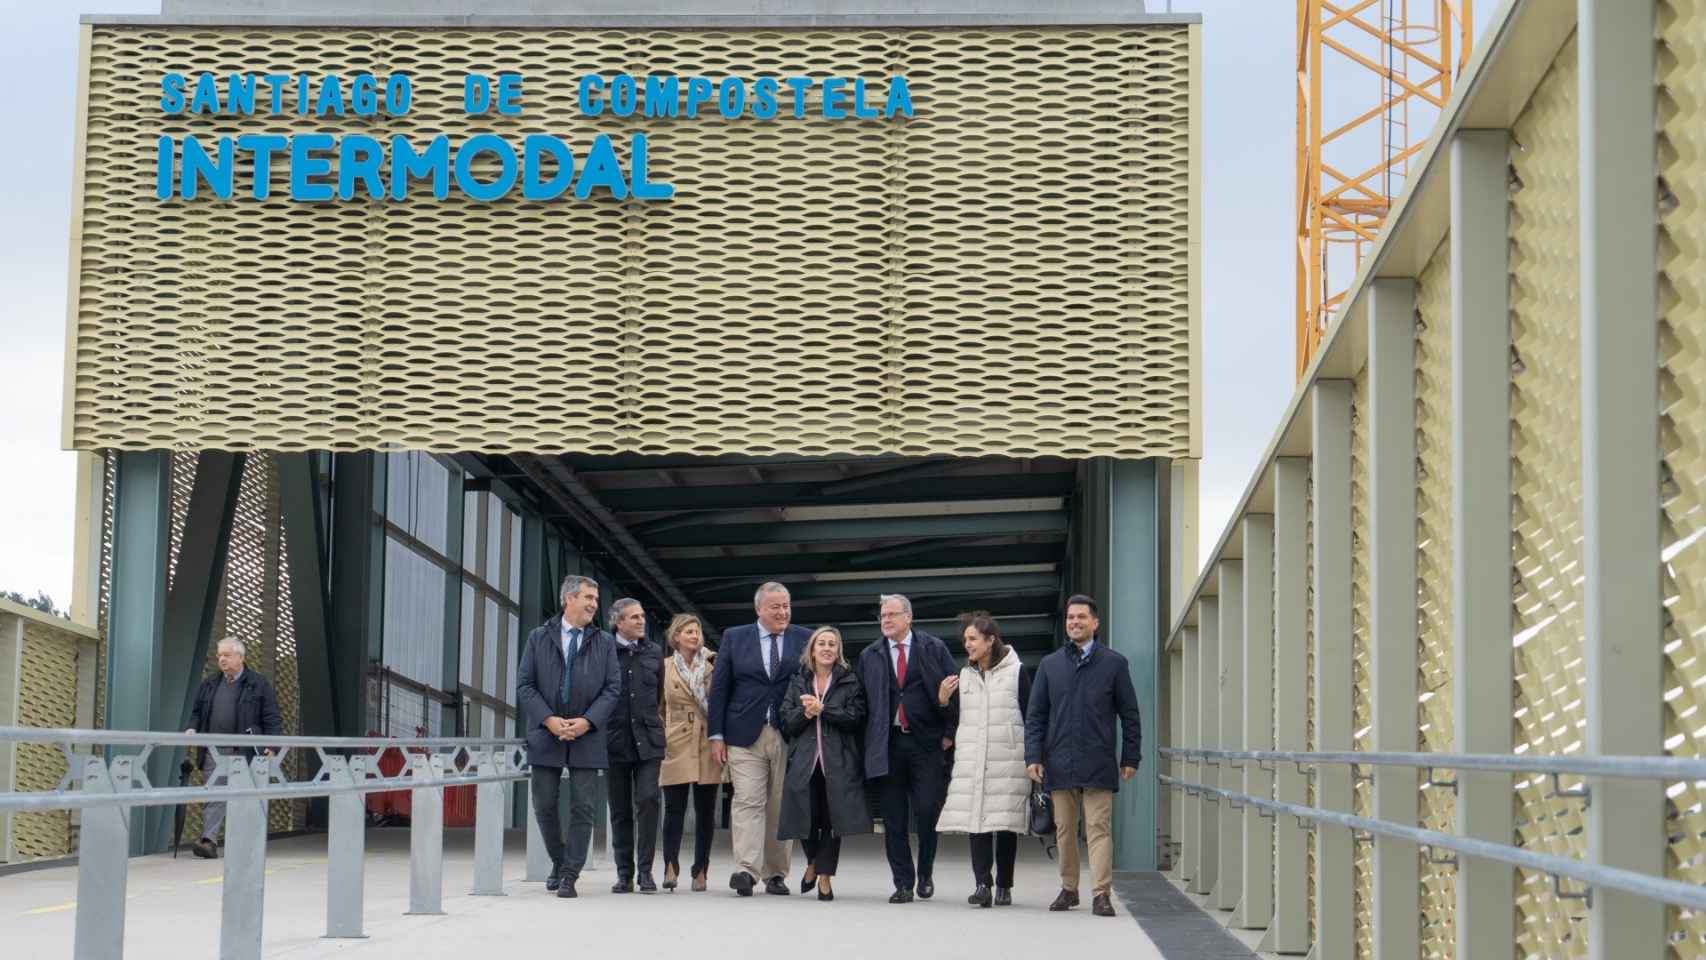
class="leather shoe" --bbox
[192,838,218,860]
[916,878,934,900]
[638,872,657,894]
[1048,888,1080,911]
[1092,893,1116,917]
[611,877,635,894]
[764,876,791,896]
[889,887,914,904]
[969,884,992,908]
[730,871,756,897]
[546,871,562,893]
[994,887,1012,906]
[556,872,578,899]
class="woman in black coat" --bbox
[776,625,871,901]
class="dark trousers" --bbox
[969,830,1019,888]
[662,782,718,877]
[877,729,946,890]
[801,766,841,877]
[530,765,599,881]
[607,757,662,879]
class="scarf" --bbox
[673,649,711,716]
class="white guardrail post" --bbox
[471,748,507,896]
[324,754,367,939]
[73,755,131,960]
[407,752,446,915]
[220,754,269,960]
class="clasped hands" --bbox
[544,716,591,741]
[798,693,824,718]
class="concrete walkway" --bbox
[3,830,1174,958]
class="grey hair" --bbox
[609,597,642,624]
[753,581,790,609]
[800,625,849,670]
[879,594,912,615]
[216,637,247,657]
[560,575,599,603]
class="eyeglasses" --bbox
[878,611,907,620]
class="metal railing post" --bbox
[1367,278,1420,959]
[1193,598,1220,898]
[1312,380,1355,960]
[1578,3,1666,955]
[1266,456,1311,955]
[323,755,367,939]
[1216,557,1244,914]
[220,754,268,960]
[1175,636,1194,886]
[73,755,131,960]
[472,749,507,896]
[407,752,445,915]
[1240,514,1276,930]
[1449,127,1516,960]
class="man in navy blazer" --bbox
[708,581,811,896]
[515,575,622,899]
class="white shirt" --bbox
[887,632,913,726]
[709,623,783,742]
[560,621,583,664]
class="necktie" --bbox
[767,633,780,679]
[560,628,578,707]
[894,641,910,732]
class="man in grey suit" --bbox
[516,575,622,898]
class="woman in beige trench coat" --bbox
[659,613,725,891]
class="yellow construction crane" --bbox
[1296,0,1474,377]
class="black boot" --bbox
[556,867,578,899]
[994,887,1012,906]
[968,884,992,908]
[546,863,563,892]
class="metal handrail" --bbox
[0,772,526,812]
[1158,746,1706,782]
[1158,774,1706,912]
[0,726,523,750]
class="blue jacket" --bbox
[515,616,622,770]
[708,622,812,748]
[1024,639,1143,792]
[856,629,960,779]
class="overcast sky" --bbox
[0,1,1493,611]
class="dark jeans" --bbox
[801,766,841,877]
[877,729,947,890]
[530,765,599,881]
[662,782,718,877]
[607,757,662,879]
[969,830,1019,888]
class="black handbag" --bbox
[1027,783,1055,836]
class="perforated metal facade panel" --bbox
[64,23,1197,459]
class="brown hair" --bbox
[799,625,849,670]
[957,611,1009,670]
[665,613,706,651]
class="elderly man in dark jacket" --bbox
[184,637,281,859]
[516,575,622,899]
[1024,594,1142,918]
[605,597,666,894]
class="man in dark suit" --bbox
[1025,593,1142,918]
[516,575,622,899]
[708,581,811,896]
[183,637,282,859]
[605,597,665,894]
[857,594,959,903]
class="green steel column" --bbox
[442,468,465,736]
[1104,458,1168,872]
[106,450,171,856]
[329,453,386,737]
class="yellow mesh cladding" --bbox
[1660,2,1706,955]
[12,622,83,860]
[1351,368,1373,960]
[68,25,1193,459]
[1507,37,1589,960]
[1414,240,1456,959]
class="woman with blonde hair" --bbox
[776,625,871,901]
[659,613,723,891]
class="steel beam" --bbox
[1266,457,1312,954]
[1181,626,1199,888]
[1105,458,1163,871]
[330,453,386,738]
[280,454,336,745]
[1312,380,1354,960]
[1578,4,1665,955]
[1450,128,1516,960]
[691,570,1057,603]
[1193,598,1219,898]
[1239,514,1275,930]
[600,472,1073,513]
[661,540,1065,579]
[106,450,170,857]
[640,511,1069,548]
[1367,279,1420,959]
[1216,556,1244,912]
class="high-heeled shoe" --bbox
[663,863,679,892]
[818,877,834,902]
[800,869,818,895]
[691,867,707,892]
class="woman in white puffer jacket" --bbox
[934,612,1034,908]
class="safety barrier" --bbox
[0,726,529,958]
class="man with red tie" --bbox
[857,594,959,903]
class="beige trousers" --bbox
[727,724,792,881]
[1052,787,1114,896]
